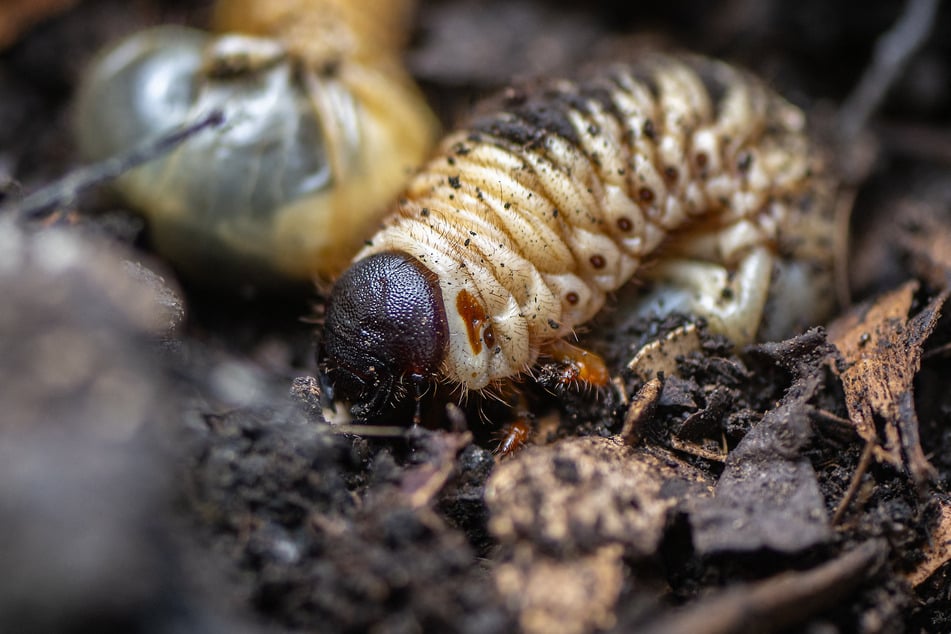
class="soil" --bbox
[2,1,951,633]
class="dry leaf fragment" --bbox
[827,280,945,485]
[619,377,662,443]
[628,323,703,381]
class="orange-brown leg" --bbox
[541,338,611,388]
[495,417,532,458]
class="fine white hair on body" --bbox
[356,53,836,391]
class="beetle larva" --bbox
[74,0,437,288]
[323,53,837,417]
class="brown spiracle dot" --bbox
[642,119,656,140]
[737,151,753,172]
[566,292,580,305]
[616,217,632,232]
[663,166,679,184]
[695,152,709,169]
[589,254,606,269]
[483,324,496,348]
[638,187,655,203]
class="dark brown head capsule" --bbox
[322,251,449,418]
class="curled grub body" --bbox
[324,53,837,414]
[74,0,437,287]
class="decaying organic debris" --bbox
[828,280,944,487]
[689,331,835,556]
[2,1,951,633]
[487,436,712,634]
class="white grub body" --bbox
[356,53,837,391]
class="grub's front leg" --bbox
[539,338,611,389]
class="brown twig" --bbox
[832,439,877,526]
[639,540,888,634]
[838,0,940,143]
[877,120,951,164]
[834,186,857,309]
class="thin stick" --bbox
[329,424,410,438]
[832,439,876,526]
[923,340,951,360]
[811,408,854,429]
[639,540,887,634]
[834,187,857,309]
[4,109,226,222]
[838,0,939,142]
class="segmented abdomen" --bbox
[357,53,832,390]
